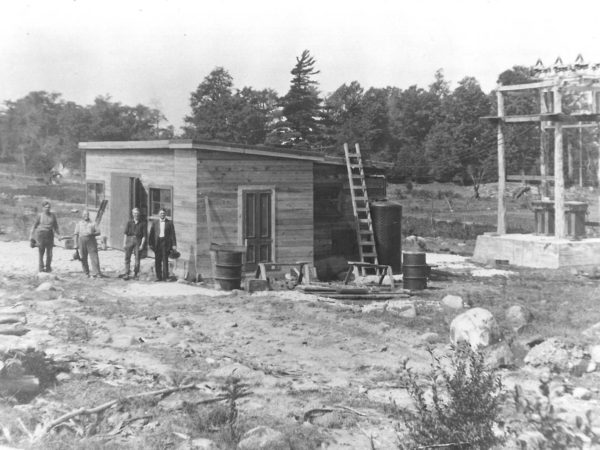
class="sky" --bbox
[2,0,600,131]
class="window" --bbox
[86,182,104,209]
[149,187,172,217]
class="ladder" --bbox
[343,143,378,275]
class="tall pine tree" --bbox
[272,50,322,147]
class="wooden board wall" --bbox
[196,151,314,275]
[85,148,198,267]
[313,165,387,261]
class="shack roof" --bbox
[78,139,391,171]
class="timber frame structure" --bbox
[483,56,600,238]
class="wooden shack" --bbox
[79,139,388,276]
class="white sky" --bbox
[2,0,600,131]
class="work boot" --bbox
[123,275,130,280]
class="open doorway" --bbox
[109,174,147,248]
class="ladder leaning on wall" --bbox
[343,143,378,275]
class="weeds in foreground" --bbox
[511,377,599,449]
[394,343,503,450]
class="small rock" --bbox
[441,295,464,309]
[572,387,592,400]
[420,332,440,344]
[189,438,218,450]
[36,272,56,281]
[587,360,597,373]
[450,307,501,349]
[35,282,54,292]
[362,302,387,313]
[387,301,416,318]
[56,372,71,382]
[505,305,534,332]
[589,345,600,364]
[485,341,515,369]
[517,430,547,449]
[238,426,289,450]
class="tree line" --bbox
[3,49,594,185]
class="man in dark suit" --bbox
[148,208,177,281]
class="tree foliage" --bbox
[271,50,322,146]
[0,91,168,174]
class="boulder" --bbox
[524,338,584,372]
[238,426,289,450]
[582,322,600,340]
[441,295,464,310]
[505,305,533,332]
[450,308,501,349]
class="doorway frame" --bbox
[237,185,276,265]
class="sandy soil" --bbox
[1,240,600,449]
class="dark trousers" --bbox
[154,237,169,280]
[79,236,100,276]
[124,236,141,275]
[37,230,54,272]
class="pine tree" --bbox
[276,50,322,146]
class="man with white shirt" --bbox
[148,208,177,281]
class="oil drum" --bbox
[402,251,427,290]
[370,201,402,274]
[215,249,243,290]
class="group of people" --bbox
[30,201,178,281]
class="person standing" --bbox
[74,210,103,278]
[148,208,177,281]
[119,207,147,280]
[30,200,60,272]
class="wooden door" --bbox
[109,174,131,248]
[243,191,272,269]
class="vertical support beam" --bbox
[496,89,506,234]
[553,86,565,238]
[579,124,583,188]
[540,125,548,197]
[539,89,549,197]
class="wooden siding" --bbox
[85,148,198,268]
[196,151,314,274]
[313,165,387,260]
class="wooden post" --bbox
[567,140,574,185]
[553,86,565,238]
[539,89,549,197]
[496,89,506,234]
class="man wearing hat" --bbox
[119,207,147,280]
[30,201,60,272]
[148,208,177,281]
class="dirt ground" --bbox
[1,237,600,449]
[2,177,600,449]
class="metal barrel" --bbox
[402,251,427,290]
[370,201,402,274]
[215,250,243,290]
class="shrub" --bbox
[395,343,503,449]
[512,378,599,449]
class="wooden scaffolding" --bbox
[483,56,600,238]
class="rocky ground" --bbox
[1,239,600,449]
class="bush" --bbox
[395,343,503,449]
[511,378,599,449]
